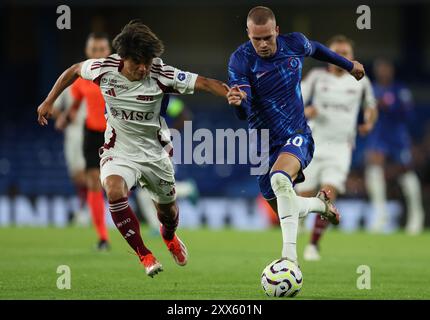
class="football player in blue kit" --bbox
[365,59,425,234]
[226,6,365,265]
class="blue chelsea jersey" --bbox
[228,32,313,149]
[372,82,414,133]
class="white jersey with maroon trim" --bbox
[301,68,376,155]
[80,54,198,162]
[297,68,376,194]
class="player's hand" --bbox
[226,85,247,106]
[350,61,365,81]
[304,106,318,119]
[358,122,374,136]
[37,101,54,126]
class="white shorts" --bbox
[296,144,352,194]
[99,154,176,204]
[64,126,85,175]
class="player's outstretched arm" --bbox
[194,76,229,98]
[309,41,365,80]
[37,62,84,126]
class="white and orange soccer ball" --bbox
[261,259,303,297]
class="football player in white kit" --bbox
[37,20,229,277]
[52,89,87,222]
[296,35,378,261]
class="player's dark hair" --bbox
[326,35,355,49]
[247,6,276,25]
[112,20,164,64]
[87,32,110,42]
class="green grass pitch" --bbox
[0,226,429,299]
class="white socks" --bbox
[365,165,388,231]
[270,171,325,263]
[398,171,425,234]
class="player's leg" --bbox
[63,129,88,222]
[154,200,188,266]
[293,158,320,220]
[305,149,349,260]
[154,201,179,241]
[399,171,425,234]
[101,159,162,277]
[84,129,109,249]
[294,158,320,239]
[365,150,388,232]
[87,168,109,248]
[135,188,160,235]
[298,190,321,261]
[259,195,280,226]
[267,188,326,220]
[305,185,339,261]
[396,149,425,234]
[139,157,188,266]
[267,158,337,222]
[72,170,87,209]
[70,170,89,226]
[269,153,329,265]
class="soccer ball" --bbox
[261,259,303,297]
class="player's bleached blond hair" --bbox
[247,6,276,25]
[326,35,355,49]
[112,19,164,64]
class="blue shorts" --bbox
[366,128,411,166]
[258,133,314,200]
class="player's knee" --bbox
[104,179,127,202]
[270,172,294,197]
[106,189,125,203]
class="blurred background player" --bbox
[52,89,88,224]
[297,35,377,261]
[365,59,425,234]
[64,32,112,250]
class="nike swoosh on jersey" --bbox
[256,71,268,79]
